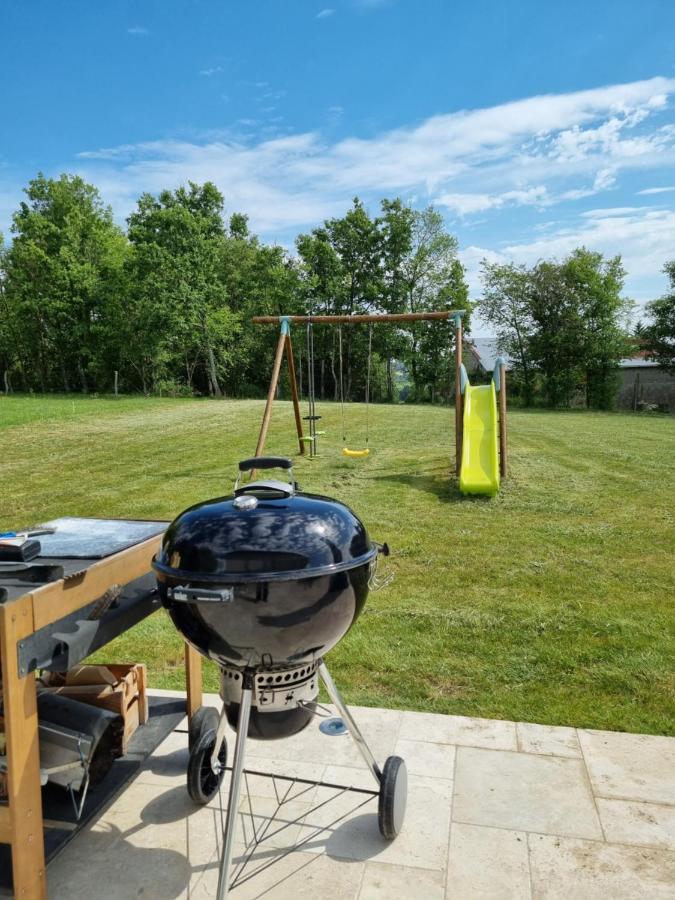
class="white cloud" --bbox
[23,74,675,300]
[581,206,645,218]
[438,186,551,215]
[637,186,675,195]
[73,76,675,218]
[473,207,675,305]
[316,8,335,18]
[199,66,224,77]
[462,206,675,318]
[127,25,148,36]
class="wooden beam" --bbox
[31,535,163,631]
[285,333,305,455]
[455,316,463,476]
[0,805,12,845]
[253,328,287,462]
[252,310,466,325]
[499,363,508,478]
[185,643,203,721]
[0,595,46,898]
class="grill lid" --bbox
[153,456,377,584]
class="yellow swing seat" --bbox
[342,447,370,458]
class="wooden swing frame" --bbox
[251,310,507,477]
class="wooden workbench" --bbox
[0,532,203,898]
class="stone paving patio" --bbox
[47,691,675,899]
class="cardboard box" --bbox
[41,664,148,755]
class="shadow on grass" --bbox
[372,471,493,504]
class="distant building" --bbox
[616,355,674,411]
[465,338,513,377]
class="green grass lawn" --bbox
[1,394,673,735]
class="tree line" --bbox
[0,172,671,408]
[478,255,674,408]
[0,174,467,402]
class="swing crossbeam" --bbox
[253,311,465,325]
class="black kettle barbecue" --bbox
[153,456,407,899]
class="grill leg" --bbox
[215,681,253,900]
[210,705,230,772]
[319,661,382,787]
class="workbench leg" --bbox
[185,642,203,722]
[0,599,46,899]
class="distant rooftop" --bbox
[467,337,513,372]
[619,358,659,368]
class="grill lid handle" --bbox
[235,479,295,498]
[238,456,292,472]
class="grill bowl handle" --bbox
[239,456,293,472]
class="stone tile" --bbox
[236,796,314,852]
[248,704,401,770]
[578,729,675,804]
[49,848,203,900]
[394,738,456,779]
[242,758,327,803]
[192,851,365,900]
[446,823,531,899]
[360,861,445,899]
[298,769,453,870]
[47,814,215,900]
[528,832,675,899]
[322,763,385,794]
[453,747,603,839]
[88,778,225,862]
[135,728,191,786]
[399,710,517,751]
[597,798,675,849]
[517,723,582,759]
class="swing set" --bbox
[250,310,508,494]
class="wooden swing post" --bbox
[454,313,463,476]
[498,361,508,477]
[253,318,305,462]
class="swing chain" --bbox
[366,324,373,445]
[338,326,346,442]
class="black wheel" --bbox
[378,756,407,840]
[188,705,219,751]
[187,728,227,805]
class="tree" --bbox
[297,199,385,401]
[2,173,127,392]
[297,199,468,403]
[639,262,675,373]
[218,220,302,397]
[565,249,631,410]
[392,205,469,402]
[478,262,535,405]
[479,249,631,408]
[124,182,230,395]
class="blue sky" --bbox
[2,0,675,326]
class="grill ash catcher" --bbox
[153,456,406,899]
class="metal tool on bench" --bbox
[153,456,406,899]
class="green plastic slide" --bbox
[459,381,500,497]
